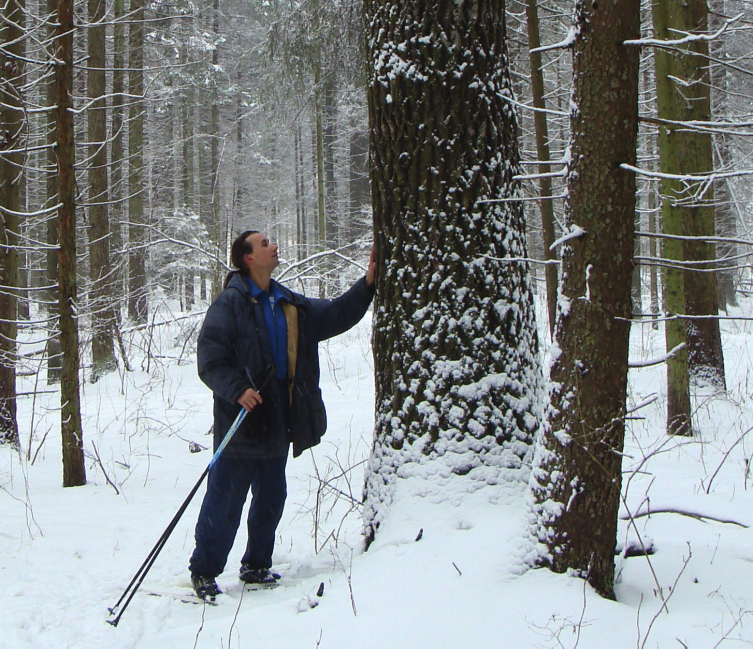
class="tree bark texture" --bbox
[529,0,640,599]
[88,0,116,380]
[363,0,542,543]
[654,0,725,424]
[0,0,24,446]
[56,0,86,486]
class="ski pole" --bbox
[107,366,274,627]
[107,407,246,627]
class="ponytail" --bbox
[223,230,259,289]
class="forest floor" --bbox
[3,295,753,649]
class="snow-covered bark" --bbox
[528,0,640,599]
[363,0,543,544]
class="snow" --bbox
[4,299,753,648]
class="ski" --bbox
[146,590,220,606]
[242,581,280,592]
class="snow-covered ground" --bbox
[3,297,753,649]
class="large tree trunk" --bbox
[529,0,640,599]
[56,0,86,487]
[88,0,116,381]
[128,0,148,323]
[363,0,542,545]
[0,0,24,447]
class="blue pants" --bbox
[189,453,288,579]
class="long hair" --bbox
[223,230,259,289]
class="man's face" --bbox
[244,232,279,273]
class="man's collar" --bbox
[247,276,286,302]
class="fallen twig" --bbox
[621,508,749,528]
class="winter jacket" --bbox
[197,271,374,459]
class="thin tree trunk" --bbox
[128,0,147,323]
[232,68,245,248]
[678,0,724,391]
[0,0,24,447]
[314,66,326,297]
[294,122,305,253]
[45,0,62,385]
[653,0,722,435]
[209,0,222,300]
[56,0,86,486]
[110,0,126,318]
[88,0,116,380]
[654,0,689,435]
[530,0,640,599]
[324,77,338,248]
[525,0,558,337]
[348,126,369,240]
[648,186,660,328]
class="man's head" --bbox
[229,230,279,277]
[243,232,279,275]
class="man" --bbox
[189,230,376,600]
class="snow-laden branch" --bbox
[549,225,586,251]
[626,313,753,323]
[477,193,567,204]
[637,229,753,247]
[120,221,230,269]
[626,395,659,414]
[628,343,685,368]
[529,26,577,53]
[621,163,753,183]
[119,310,207,335]
[640,114,753,136]
[496,92,569,118]
[513,169,567,182]
[276,242,372,282]
[0,202,61,220]
[623,14,741,47]
[481,254,561,266]
[520,158,568,166]
[622,507,749,528]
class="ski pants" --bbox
[189,453,288,579]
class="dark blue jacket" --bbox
[197,272,374,458]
